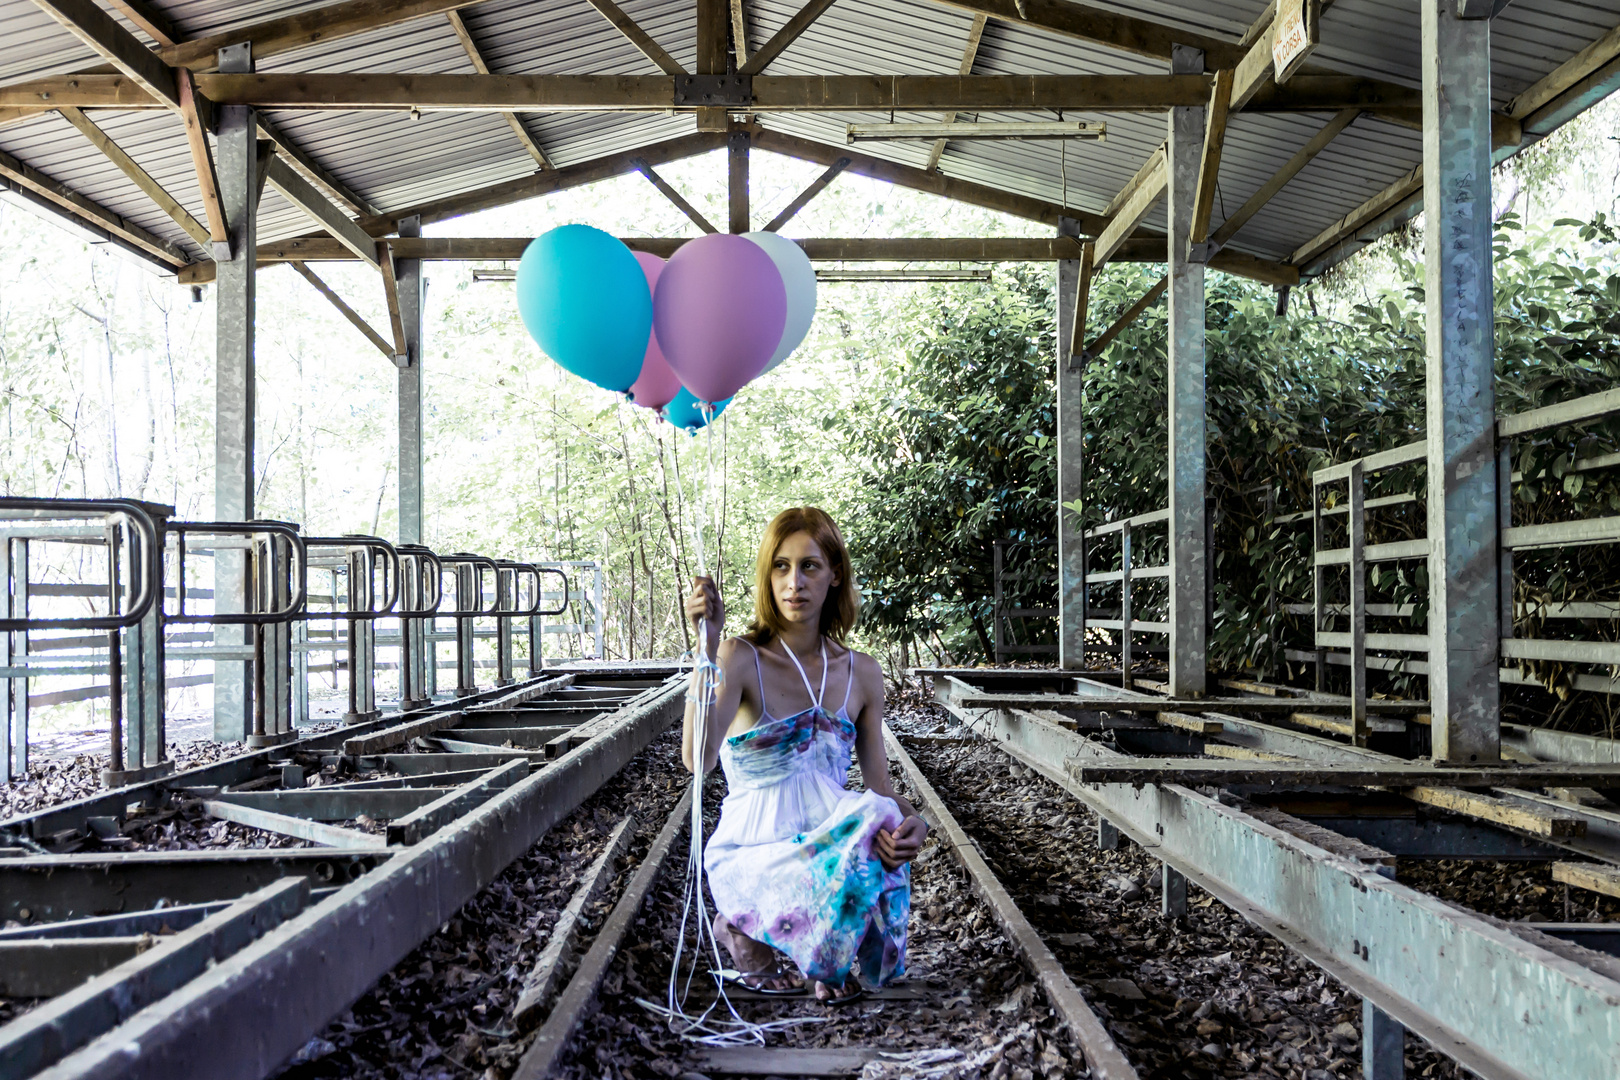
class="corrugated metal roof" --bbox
[0,0,1616,275]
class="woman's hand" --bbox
[875,816,929,871]
[684,576,723,659]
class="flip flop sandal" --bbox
[818,978,866,1007]
[714,967,807,997]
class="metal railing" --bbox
[1082,508,1170,686]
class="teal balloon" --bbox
[516,225,651,392]
[664,387,731,432]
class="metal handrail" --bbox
[533,566,571,617]
[0,498,159,631]
[167,521,307,625]
[495,561,544,617]
[301,536,401,618]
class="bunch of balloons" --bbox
[515,225,817,432]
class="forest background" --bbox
[2,95,1619,734]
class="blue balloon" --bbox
[515,225,651,392]
[664,387,731,432]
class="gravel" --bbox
[884,687,1470,1080]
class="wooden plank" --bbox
[202,800,387,849]
[264,154,379,266]
[729,0,748,69]
[1094,147,1166,265]
[927,0,1246,68]
[1155,711,1222,736]
[582,0,686,74]
[738,0,840,76]
[1204,743,1296,762]
[509,815,635,1026]
[209,788,447,819]
[955,692,1423,713]
[435,726,574,748]
[1405,788,1586,840]
[288,261,395,359]
[445,10,552,169]
[32,0,178,108]
[1082,273,1166,360]
[0,75,156,112]
[1289,710,1403,736]
[379,243,408,362]
[104,0,177,46]
[762,155,850,230]
[176,67,226,255]
[342,711,460,756]
[1067,240,1094,359]
[1190,68,1233,250]
[432,737,555,760]
[256,114,377,217]
[1552,860,1620,899]
[464,674,578,712]
[57,105,211,247]
[0,144,188,266]
[512,788,692,1080]
[927,13,989,171]
[160,0,481,71]
[1506,20,1620,120]
[885,726,1139,1080]
[632,158,719,233]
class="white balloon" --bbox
[742,231,817,373]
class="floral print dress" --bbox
[703,639,910,986]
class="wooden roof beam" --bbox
[160,0,481,72]
[763,156,850,231]
[0,143,187,267]
[288,261,395,360]
[264,153,380,267]
[738,0,840,76]
[631,158,719,233]
[582,0,686,75]
[1094,145,1166,265]
[104,0,178,47]
[57,104,210,249]
[1188,68,1233,260]
[30,0,178,108]
[1209,107,1357,251]
[445,10,553,169]
[176,67,228,259]
[928,0,1247,68]
[379,245,408,364]
[928,13,989,172]
[730,0,748,70]
[255,114,377,218]
[1083,273,1167,361]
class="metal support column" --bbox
[120,509,166,770]
[3,539,26,779]
[728,130,749,234]
[397,215,425,547]
[1348,462,1369,745]
[1166,44,1208,697]
[455,562,477,697]
[213,42,257,742]
[1055,216,1086,670]
[1120,520,1133,690]
[1161,863,1187,921]
[1422,0,1500,763]
[1097,815,1119,851]
[1364,998,1406,1078]
[496,565,515,688]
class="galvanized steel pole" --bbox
[397,215,426,547]
[1056,219,1086,670]
[1422,0,1500,762]
[213,42,257,742]
[1166,44,1208,697]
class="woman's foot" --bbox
[713,914,803,992]
[813,975,863,1003]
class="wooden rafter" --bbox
[31,0,177,107]
[264,154,380,267]
[0,143,187,267]
[445,10,553,169]
[289,261,394,359]
[696,0,729,131]
[255,115,377,218]
[1084,274,1168,361]
[104,0,178,46]
[632,158,718,233]
[160,0,480,72]
[1094,145,1166,265]
[738,0,840,76]
[582,0,686,75]
[1067,241,1093,360]
[763,156,850,231]
[730,0,748,70]
[928,0,1247,68]
[379,244,408,363]
[1209,108,1357,251]
[1188,67,1233,255]
[57,105,210,248]
[175,67,227,257]
[928,13,989,172]
[1506,19,1620,123]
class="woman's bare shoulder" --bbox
[843,647,885,684]
[716,636,756,663]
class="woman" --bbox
[683,507,929,1003]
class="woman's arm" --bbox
[681,577,745,774]
[849,653,928,869]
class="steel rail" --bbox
[883,725,1140,1080]
[7,676,687,1080]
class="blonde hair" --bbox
[744,507,859,645]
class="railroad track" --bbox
[0,666,685,1080]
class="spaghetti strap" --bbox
[840,649,855,715]
[744,641,772,720]
[777,637,827,712]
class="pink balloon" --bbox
[653,234,786,404]
[627,252,683,409]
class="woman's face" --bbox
[771,531,840,630]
